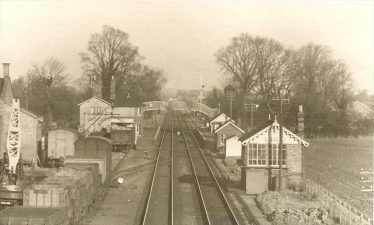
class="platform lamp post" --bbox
[272,88,290,192]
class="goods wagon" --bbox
[47,129,78,159]
[21,163,102,224]
[111,127,136,152]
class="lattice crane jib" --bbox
[6,99,21,174]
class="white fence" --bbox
[303,178,373,225]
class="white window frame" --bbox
[247,143,286,167]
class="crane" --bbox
[1,99,23,184]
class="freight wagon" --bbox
[44,128,78,168]
[111,127,137,152]
[47,129,78,159]
[19,159,104,224]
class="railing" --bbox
[302,178,373,225]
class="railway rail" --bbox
[140,112,241,225]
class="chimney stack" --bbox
[110,75,116,100]
[297,105,304,138]
[91,75,102,98]
[3,63,10,77]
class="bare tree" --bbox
[216,34,293,125]
[215,34,259,125]
[27,58,68,124]
[292,44,354,136]
[80,25,140,100]
[252,38,294,114]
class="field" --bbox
[303,136,373,217]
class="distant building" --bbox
[78,96,143,137]
[214,120,244,150]
[0,63,43,163]
[351,101,374,117]
[78,76,143,137]
[209,113,232,133]
[239,114,309,195]
[143,101,168,118]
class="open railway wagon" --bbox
[111,127,137,152]
[72,136,112,183]
[0,162,102,224]
[0,136,113,224]
[12,162,102,224]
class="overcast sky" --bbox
[0,1,373,92]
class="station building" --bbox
[0,63,43,163]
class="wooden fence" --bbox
[302,178,373,225]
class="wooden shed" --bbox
[224,135,243,165]
[47,129,77,159]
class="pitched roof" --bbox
[238,120,273,142]
[5,103,43,121]
[20,108,43,121]
[214,120,245,133]
[209,112,229,123]
[77,96,111,106]
[239,119,309,147]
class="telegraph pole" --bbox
[225,87,236,119]
[279,93,284,191]
[273,89,289,191]
[244,98,259,131]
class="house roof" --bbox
[238,120,273,142]
[239,119,309,147]
[78,96,143,108]
[5,103,43,121]
[352,101,374,116]
[20,108,43,121]
[209,112,229,124]
[214,120,245,134]
[77,96,111,106]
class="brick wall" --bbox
[286,144,303,185]
[215,124,243,149]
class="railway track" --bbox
[140,112,241,225]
